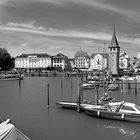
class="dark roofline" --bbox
[15,53,51,58]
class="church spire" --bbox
[110,27,119,48]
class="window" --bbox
[135,105,140,111]
[121,105,136,111]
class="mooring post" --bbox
[77,83,81,112]
[47,84,50,108]
[96,85,99,105]
[135,79,137,94]
[71,77,73,90]
[86,71,88,81]
[61,78,63,89]
[80,82,83,102]
[81,74,83,82]
[128,81,131,89]
[19,77,21,88]
[121,80,123,90]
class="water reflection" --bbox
[98,119,140,139]
[1,77,140,140]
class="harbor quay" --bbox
[0,76,140,140]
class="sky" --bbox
[0,0,140,58]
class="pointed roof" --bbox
[109,28,120,48]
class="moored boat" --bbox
[0,119,30,140]
[107,83,118,90]
[84,101,140,122]
[0,74,24,81]
[82,82,95,89]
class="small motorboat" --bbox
[84,101,140,123]
[107,83,118,90]
[0,74,24,81]
[82,82,95,89]
[0,119,30,140]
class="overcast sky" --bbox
[0,0,140,58]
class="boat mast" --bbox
[102,43,106,94]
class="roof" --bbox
[15,53,51,58]
[75,51,89,57]
[109,28,120,48]
[52,53,68,59]
[124,102,136,107]
[91,53,109,59]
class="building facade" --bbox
[74,51,90,69]
[52,53,68,70]
[67,58,75,70]
[15,53,52,70]
[108,29,120,75]
[90,53,108,71]
[119,52,130,70]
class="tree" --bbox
[0,48,13,70]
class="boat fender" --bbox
[97,111,100,116]
[121,114,124,120]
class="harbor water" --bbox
[0,77,140,140]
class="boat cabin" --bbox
[119,102,140,114]
[108,102,140,114]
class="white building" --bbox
[68,59,75,70]
[74,51,90,69]
[90,53,108,70]
[52,53,68,70]
[119,52,130,69]
[15,53,52,70]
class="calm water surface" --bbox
[0,77,140,140]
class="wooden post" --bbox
[71,77,73,90]
[19,77,21,88]
[81,74,83,82]
[86,72,88,81]
[128,81,131,89]
[135,79,137,94]
[121,80,123,91]
[95,85,99,105]
[80,82,83,102]
[47,84,50,108]
[61,78,63,89]
[77,83,81,112]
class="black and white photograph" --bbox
[0,0,140,140]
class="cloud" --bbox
[6,21,45,30]
[3,0,140,22]
[14,0,140,22]
[0,21,140,47]
[0,0,10,5]
[0,22,111,39]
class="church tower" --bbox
[108,28,120,75]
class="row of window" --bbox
[53,60,62,63]
[16,58,51,61]
[53,65,62,67]
[110,48,117,51]
[16,65,51,68]
[76,57,87,59]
